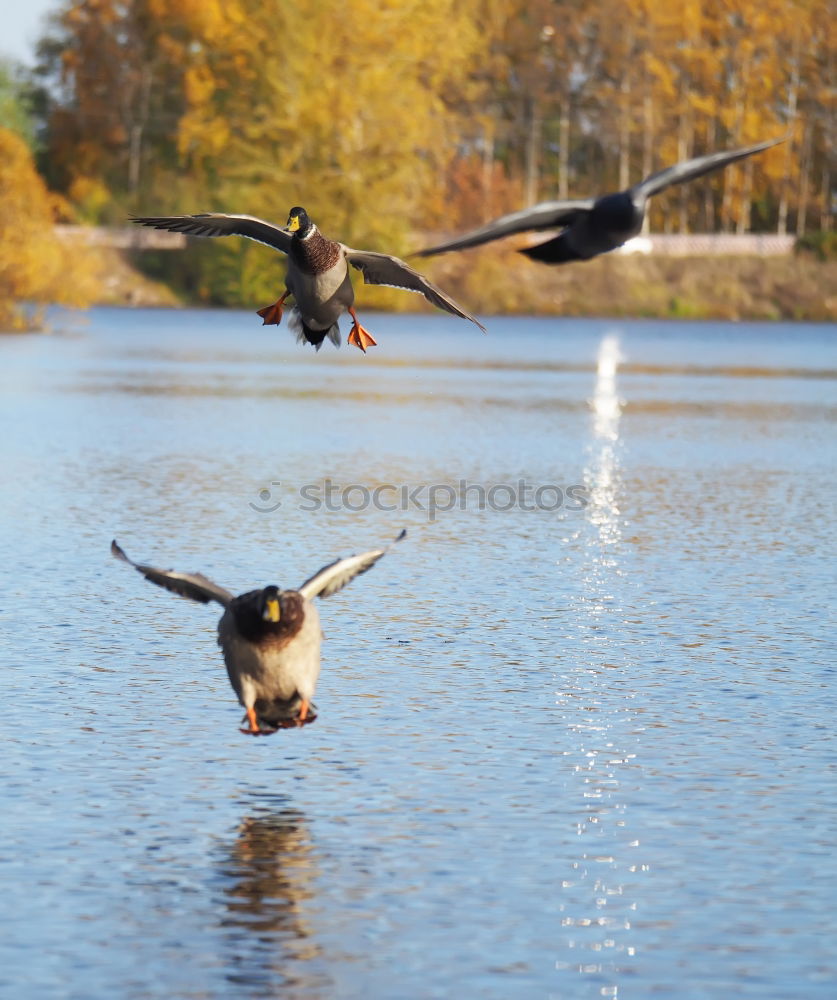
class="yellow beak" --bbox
[265,598,281,623]
[287,214,300,232]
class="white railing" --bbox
[616,233,795,256]
[54,225,186,250]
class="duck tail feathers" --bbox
[289,310,341,350]
[519,235,582,265]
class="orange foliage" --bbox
[30,0,835,307]
[0,128,100,330]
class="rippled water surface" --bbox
[1,309,835,998]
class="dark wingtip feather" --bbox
[111,539,130,562]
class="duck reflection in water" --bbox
[218,806,325,993]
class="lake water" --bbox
[0,308,835,998]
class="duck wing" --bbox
[635,136,786,199]
[111,540,234,607]
[343,249,485,330]
[417,199,595,256]
[131,213,292,254]
[298,530,406,601]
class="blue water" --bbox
[0,308,835,998]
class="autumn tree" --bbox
[443,0,830,236]
[28,0,834,308]
[33,0,191,219]
[0,127,99,330]
[0,59,37,146]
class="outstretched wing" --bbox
[343,249,486,331]
[297,529,406,601]
[416,199,595,256]
[636,136,786,199]
[131,214,292,254]
[111,539,234,607]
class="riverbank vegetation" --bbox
[124,241,835,322]
[422,245,837,322]
[0,125,101,330]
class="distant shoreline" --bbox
[87,246,837,323]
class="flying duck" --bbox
[418,136,785,264]
[132,208,485,351]
[111,531,405,734]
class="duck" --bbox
[111,530,405,735]
[132,208,485,351]
[418,136,785,265]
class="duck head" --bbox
[261,585,282,622]
[286,207,313,238]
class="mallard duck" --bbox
[132,208,485,351]
[111,531,405,735]
[418,137,785,264]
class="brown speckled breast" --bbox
[290,228,343,275]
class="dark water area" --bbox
[0,308,835,998]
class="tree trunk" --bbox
[524,97,541,207]
[618,75,631,191]
[127,62,153,198]
[128,124,143,194]
[641,89,653,233]
[482,121,496,217]
[721,61,747,233]
[558,94,570,200]
[677,108,692,233]
[704,117,716,230]
[796,122,812,236]
[736,158,753,233]
[778,36,801,234]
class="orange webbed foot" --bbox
[240,706,261,736]
[257,292,288,326]
[295,699,310,727]
[256,302,283,326]
[347,306,377,353]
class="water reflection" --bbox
[216,801,326,995]
[587,332,624,552]
[553,333,642,995]
[3,313,831,996]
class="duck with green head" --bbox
[133,207,484,352]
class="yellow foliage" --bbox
[183,65,216,107]
[0,128,100,330]
[172,0,481,249]
[68,175,112,222]
[35,0,835,306]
